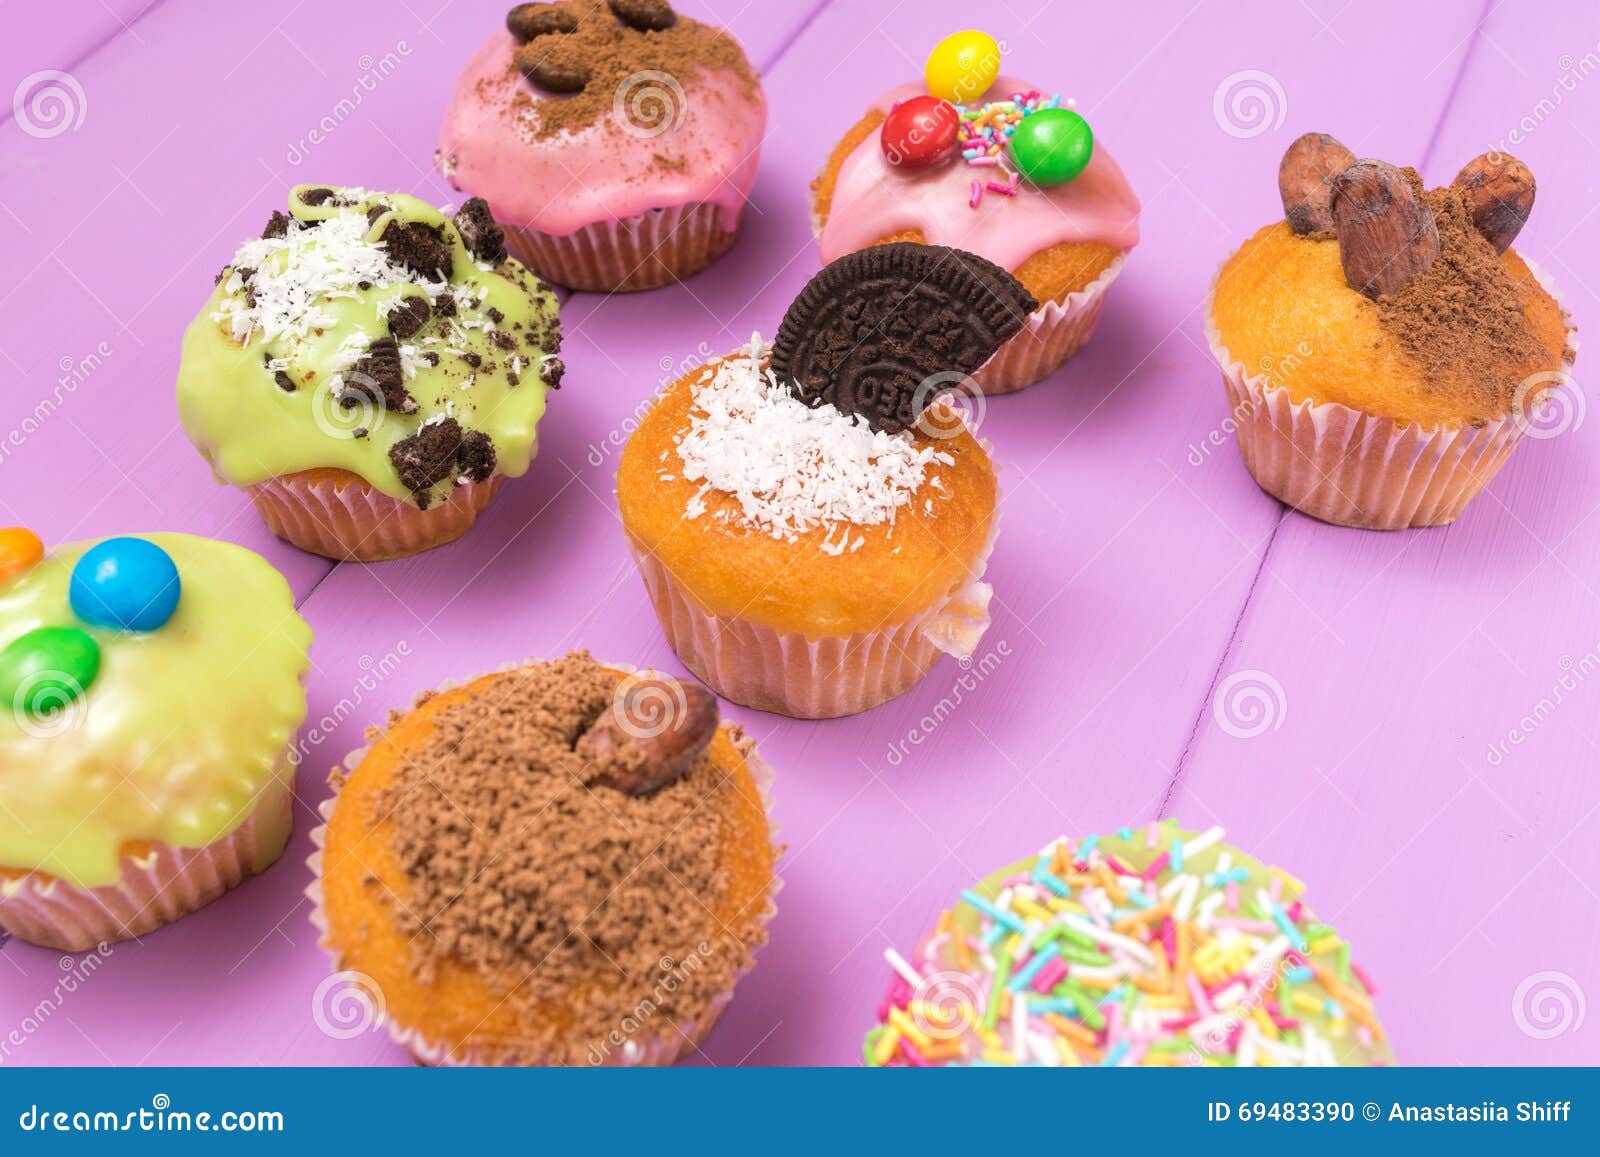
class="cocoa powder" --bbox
[504,0,756,141]
[1377,178,1558,418]
[372,652,764,1061]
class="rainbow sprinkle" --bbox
[864,821,1388,1068]
[955,90,1062,208]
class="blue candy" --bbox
[69,537,181,632]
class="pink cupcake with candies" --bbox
[436,1,766,292]
[812,31,1140,394]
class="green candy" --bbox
[1009,108,1094,187]
[0,626,100,719]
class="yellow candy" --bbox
[924,30,1001,104]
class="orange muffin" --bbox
[311,654,777,1066]
[811,51,1140,395]
[1208,135,1574,529]
[617,245,1022,718]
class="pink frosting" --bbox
[436,30,766,236]
[817,78,1140,272]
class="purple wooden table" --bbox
[2,0,1596,1066]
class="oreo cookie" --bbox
[769,244,1037,434]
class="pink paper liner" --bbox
[502,202,737,293]
[0,771,293,952]
[1205,257,1577,530]
[625,459,1002,720]
[247,472,504,562]
[304,661,782,1067]
[967,255,1126,397]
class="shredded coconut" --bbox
[670,336,951,546]
[212,213,446,345]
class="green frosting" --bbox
[0,534,311,889]
[176,185,561,507]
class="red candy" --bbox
[880,96,960,169]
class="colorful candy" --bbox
[880,96,961,168]
[69,537,182,632]
[0,625,101,719]
[0,527,44,584]
[924,30,1001,104]
[1009,107,1094,187]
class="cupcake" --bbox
[0,530,311,951]
[618,244,1026,718]
[177,185,563,562]
[436,1,766,292]
[812,31,1140,395]
[866,821,1392,1067]
[310,653,777,1066]
[1209,136,1575,529]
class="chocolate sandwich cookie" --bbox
[769,243,1037,434]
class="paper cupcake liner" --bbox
[1204,258,1575,530]
[967,255,1126,397]
[503,203,737,294]
[626,465,1002,720]
[0,771,293,953]
[305,661,782,1067]
[247,471,504,562]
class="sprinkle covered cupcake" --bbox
[866,821,1391,1067]
[812,31,1140,395]
[1209,137,1575,529]
[436,1,766,292]
[0,530,311,951]
[177,185,563,561]
[618,244,1029,718]
[311,653,777,1066]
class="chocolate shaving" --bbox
[261,210,292,240]
[456,429,498,482]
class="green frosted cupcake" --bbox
[177,185,563,561]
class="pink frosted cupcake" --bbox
[812,34,1139,395]
[437,1,766,292]
[0,531,310,951]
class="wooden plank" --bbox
[1168,2,1600,1064]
